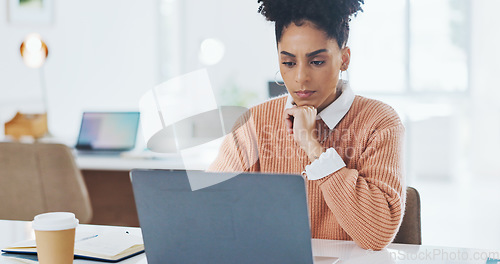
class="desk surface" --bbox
[76,150,215,171]
[0,220,498,264]
[76,154,189,171]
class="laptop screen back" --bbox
[76,112,140,151]
[131,169,314,264]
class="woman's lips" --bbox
[295,90,315,99]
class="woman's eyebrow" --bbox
[280,51,295,57]
[306,49,328,57]
[280,49,328,58]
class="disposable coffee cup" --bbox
[32,212,79,264]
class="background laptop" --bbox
[131,169,314,264]
[75,112,140,155]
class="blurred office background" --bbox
[1,0,500,250]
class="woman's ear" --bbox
[341,47,351,71]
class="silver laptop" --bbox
[130,169,314,264]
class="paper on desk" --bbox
[75,231,143,257]
[6,240,35,249]
[5,232,97,249]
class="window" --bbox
[348,0,470,94]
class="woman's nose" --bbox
[295,64,310,84]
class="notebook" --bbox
[1,231,144,262]
[75,112,140,155]
[131,169,323,264]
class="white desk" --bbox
[76,155,184,171]
[1,220,498,264]
[75,151,213,171]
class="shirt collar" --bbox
[285,80,355,129]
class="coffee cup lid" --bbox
[32,212,79,231]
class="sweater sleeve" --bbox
[315,124,405,250]
[207,113,260,173]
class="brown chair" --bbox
[393,186,422,245]
[0,142,92,223]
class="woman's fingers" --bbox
[283,105,317,136]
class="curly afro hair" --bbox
[258,0,364,48]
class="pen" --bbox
[76,235,98,242]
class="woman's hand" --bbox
[284,105,324,162]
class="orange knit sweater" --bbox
[208,95,405,250]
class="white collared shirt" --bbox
[284,80,355,180]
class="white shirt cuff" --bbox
[304,148,346,180]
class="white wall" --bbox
[469,0,500,177]
[0,0,159,141]
[180,0,277,107]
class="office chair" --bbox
[0,142,92,223]
[393,186,422,245]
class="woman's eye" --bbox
[282,62,295,67]
[311,61,325,66]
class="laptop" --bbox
[75,112,140,155]
[130,169,315,264]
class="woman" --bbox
[209,0,405,250]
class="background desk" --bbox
[1,220,498,264]
[76,153,212,227]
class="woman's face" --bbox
[278,21,350,112]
